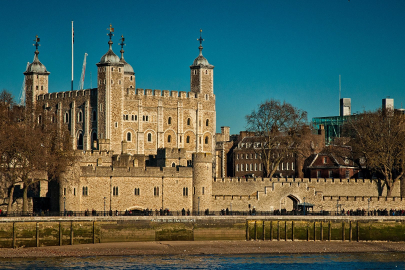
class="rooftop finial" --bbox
[197,29,204,56]
[107,24,114,50]
[119,35,125,59]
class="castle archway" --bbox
[280,194,299,211]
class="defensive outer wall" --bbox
[212,177,404,212]
[1,216,405,248]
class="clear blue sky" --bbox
[1,0,404,134]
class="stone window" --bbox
[115,122,118,128]
[41,86,43,90]
[148,133,152,142]
[168,117,172,125]
[206,119,209,126]
[77,111,83,123]
[205,136,208,144]
[130,76,133,81]
[154,187,159,196]
[202,187,205,195]
[172,162,175,167]
[186,136,190,143]
[126,115,129,121]
[168,135,171,143]
[82,186,88,196]
[123,115,126,120]
[199,137,201,144]
[127,132,131,142]
[205,94,208,100]
[183,187,188,196]
[180,136,182,143]
[73,188,76,196]
[111,67,114,71]
[113,186,119,196]
[119,68,121,72]
[187,118,191,125]
[63,188,66,196]
[131,115,135,121]
[64,112,69,123]
[36,86,39,90]
[134,188,140,196]
[38,115,42,124]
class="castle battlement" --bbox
[80,164,193,178]
[130,88,208,100]
[37,89,94,101]
[214,177,375,185]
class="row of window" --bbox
[77,186,190,197]
[126,132,210,145]
[63,111,97,124]
[235,162,295,172]
[236,153,261,160]
[64,186,204,197]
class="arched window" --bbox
[38,115,42,124]
[92,132,97,142]
[147,133,152,142]
[77,133,83,150]
[93,111,96,121]
[206,119,209,126]
[186,136,190,143]
[64,112,69,123]
[168,135,171,143]
[127,132,132,142]
[172,163,175,167]
[205,136,208,144]
[187,118,191,125]
[78,111,83,123]
[168,117,172,125]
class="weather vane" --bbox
[33,35,40,51]
[197,29,204,46]
[107,24,114,40]
[119,35,125,50]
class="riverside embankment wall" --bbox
[1,216,405,248]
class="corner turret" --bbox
[190,30,214,96]
[24,35,50,113]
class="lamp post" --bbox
[104,197,106,216]
[63,196,66,215]
[303,197,306,216]
[198,197,200,216]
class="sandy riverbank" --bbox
[1,241,405,258]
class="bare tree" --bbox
[0,90,76,214]
[342,109,405,196]
[245,99,308,177]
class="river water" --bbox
[1,253,405,269]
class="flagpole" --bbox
[71,21,74,91]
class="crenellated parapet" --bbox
[128,88,211,100]
[36,88,95,101]
[80,165,192,178]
